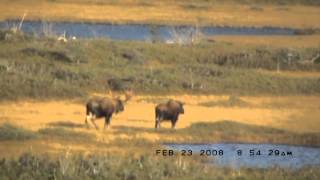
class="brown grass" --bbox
[1,95,319,133]
[1,0,320,28]
[0,94,319,158]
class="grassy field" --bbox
[0,21,320,178]
[0,117,319,179]
[0,31,320,100]
[1,0,320,28]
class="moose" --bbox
[155,99,185,129]
[85,90,132,129]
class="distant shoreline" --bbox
[1,1,320,29]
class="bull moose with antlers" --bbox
[85,90,132,129]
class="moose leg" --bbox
[171,116,178,129]
[157,116,162,129]
[104,114,112,129]
[155,120,159,129]
[155,116,160,129]
[155,113,160,129]
[85,114,90,128]
[171,120,176,129]
[155,110,159,129]
[85,110,93,128]
[90,114,99,130]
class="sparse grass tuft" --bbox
[113,121,320,147]
[199,95,251,107]
[249,5,264,11]
[47,121,85,129]
[0,123,37,141]
[181,120,286,135]
[38,127,95,141]
[137,97,169,104]
[175,121,320,146]
[107,137,154,148]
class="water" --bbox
[165,143,320,169]
[0,20,296,41]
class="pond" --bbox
[0,20,296,41]
[165,143,320,169]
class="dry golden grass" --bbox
[1,95,319,133]
[1,0,320,28]
[0,94,319,158]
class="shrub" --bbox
[38,127,95,141]
[0,37,320,101]
[0,123,37,141]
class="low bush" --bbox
[0,123,37,141]
[0,37,319,101]
[38,127,95,142]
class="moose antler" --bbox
[123,89,133,102]
[107,89,133,103]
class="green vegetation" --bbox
[176,121,320,146]
[38,127,95,141]
[198,95,251,107]
[1,119,318,147]
[113,121,320,147]
[0,123,38,141]
[0,31,319,100]
[0,152,319,180]
[48,121,85,129]
[1,121,320,179]
[0,120,91,143]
